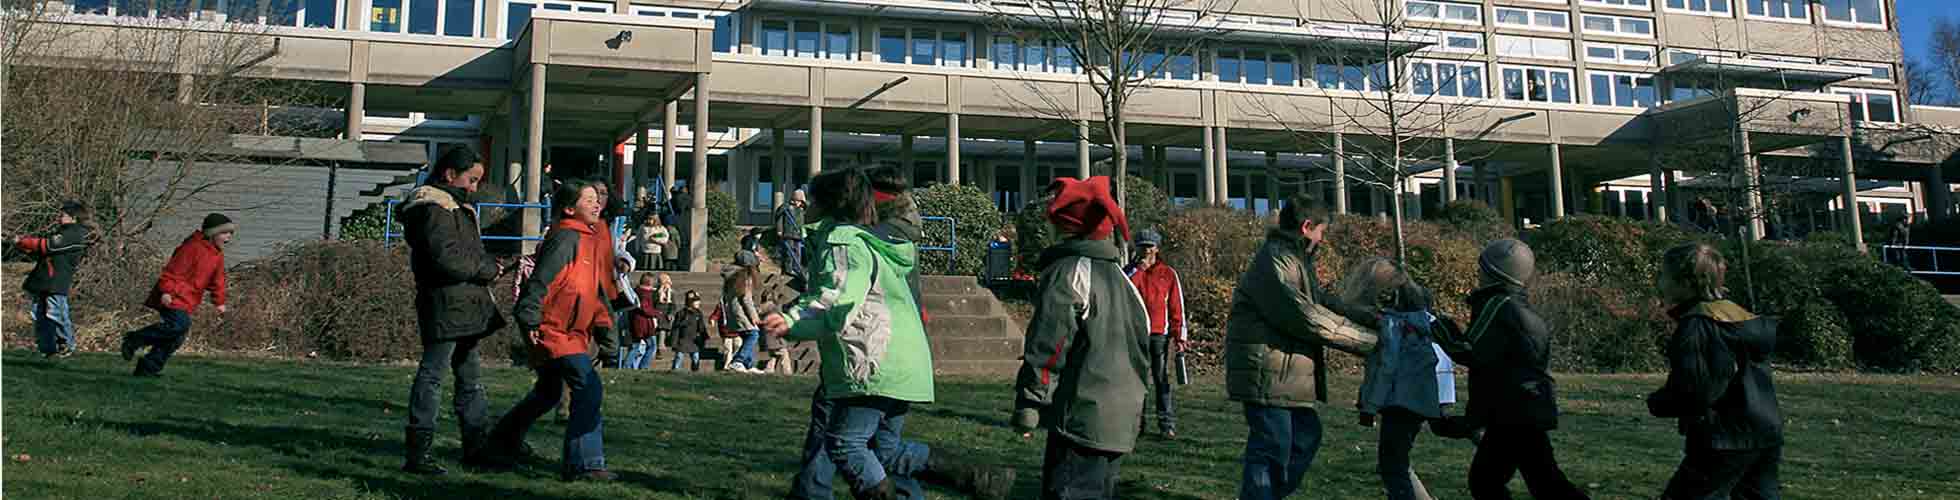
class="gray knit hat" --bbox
[1135,229,1163,248]
[1478,238,1535,291]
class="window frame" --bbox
[1828,60,1894,83]
[1584,42,1657,66]
[1494,6,1571,32]
[1586,70,1660,108]
[871,24,975,67]
[1495,34,1573,61]
[1663,0,1733,17]
[756,16,856,60]
[1215,46,1298,86]
[1405,0,1484,26]
[1580,13,1654,38]
[1417,29,1485,54]
[1312,51,1392,92]
[1743,0,1810,23]
[501,0,610,39]
[1835,87,1899,123]
[1579,0,1653,11]
[1498,64,1577,104]
[1409,58,1489,98]
[1821,0,1885,29]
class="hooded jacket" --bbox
[1125,259,1185,339]
[870,191,928,323]
[1015,237,1151,453]
[400,185,508,343]
[16,222,92,296]
[1648,300,1783,450]
[146,230,228,313]
[514,218,616,366]
[668,304,708,354]
[1224,228,1379,408]
[629,288,664,340]
[1452,285,1560,430]
[783,221,934,404]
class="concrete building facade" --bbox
[15,0,1960,270]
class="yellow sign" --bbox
[371,7,398,24]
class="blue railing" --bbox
[1881,244,1960,276]
[920,215,957,274]
[382,198,553,246]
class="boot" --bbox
[926,451,1016,500]
[401,428,448,475]
[854,476,898,500]
[460,426,506,470]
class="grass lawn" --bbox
[4,350,1958,499]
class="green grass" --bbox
[5,350,1959,499]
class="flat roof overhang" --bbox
[509,11,716,143]
[1657,56,1869,87]
[1652,88,1857,153]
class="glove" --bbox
[1358,413,1376,428]
[1011,407,1040,433]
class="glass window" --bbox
[824,24,851,60]
[761,20,789,56]
[371,0,404,32]
[1413,60,1485,96]
[304,0,336,27]
[1823,0,1883,26]
[74,0,109,14]
[1746,0,1807,20]
[1445,3,1480,22]
[993,36,1019,70]
[407,0,437,34]
[1501,66,1575,103]
[1588,72,1657,107]
[1582,14,1652,37]
[226,0,259,22]
[1586,42,1658,65]
[1414,63,1437,95]
[1581,0,1651,9]
[1496,7,1569,31]
[1271,53,1295,86]
[911,29,938,65]
[1408,0,1482,24]
[1460,64,1485,97]
[1025,43,1050,72]
[1244,50,1269,84]
[1218,49,1242,83]
[1408,1,1441,20]
[1138,49,1166,78]
[1169,51,1196,80]
[942,31,967,67]
[505,2,531,38]
[712,14,737,53]
[1666,0,1731,14]
[1496,35,1571,61]
[442,0,474,36]
[575,5,603,12]
[793,20,820,58]
[1054,45,1077,73]
[1838,89,1898,122]
[880,29,907,63]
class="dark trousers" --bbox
[1469,426,1590,500]
[780,238,805,278]
[1041,431,1124,500]
[131,308,193,375]
[408,336,488,433]
[492,353,606,477]
[1377,409,1434,500]
[1663,446,1781,500]
[1239,403,1323,500]
[788,385,837,499]
[1142,335,1177,432]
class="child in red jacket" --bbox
[121,213,235,377]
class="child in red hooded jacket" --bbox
[121,213,236,377]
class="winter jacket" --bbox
[15,222,92,296]
[514,218,616,367]
[145,231,228,313]
[1357,310,1457,420]
[870,192,928,324]
[1224,228,1379,409]
[640,224,671,259]
[1125,260,1186,339]
[1015,237,1150,453]
[1648,300,1784,450]
[668,306,708,353]
[400,185,508,343]
[776,204,805,241]
[721,290,761,333]
[783,221,934,404]
[1450,286,1560,430]
[629,288,664,341]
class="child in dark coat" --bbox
[1648,243,1783,500]
[13,201,94,359]
[668,291,708,372]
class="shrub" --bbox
[1120,175,1173,238]
[1432,199,1514,243]
[1160,207,1264,289]
[1525,216,1702,287]
[1531,271,1669,372]
[912,183,1006,276]
[706,189,738,239]
[1816,253,1960,372]
[338,203,397,241]
[1012,199,1056,275]
[221,240,427,361]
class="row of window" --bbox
[1411,0,1885,29]
[1665,0,1885,27]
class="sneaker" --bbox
[727,363,747,372]
[121,333,143,361]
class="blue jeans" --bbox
[781,239,805,278]
[669,351,700,371]
[789,385,837,499]
[131,308,194,375]
[826,396,928,499]
[492,353,606,477]
[1239,403,1324,500]
[623,337,659,370]
[732,330,760,368]
[31,294,73,355]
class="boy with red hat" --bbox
[1011,176,1151,500]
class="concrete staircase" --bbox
[643,271,1025,376]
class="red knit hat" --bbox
[1045,176,1129,241]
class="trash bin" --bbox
[985,241,1014,284]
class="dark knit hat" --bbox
[59,201,91,223]
[202,213,238,237]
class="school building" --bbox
[15,0,1959,270]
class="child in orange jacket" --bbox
[122,213,234,377]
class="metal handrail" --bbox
[382,199,553,246]
[1880,244,1959,276]
[919,215,957,274]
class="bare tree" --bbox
[1239,0,1494,266]
[1906,58,1943,106]
[978,0,1236,213]
[1933,17,1960,102]
[3,3,328,255]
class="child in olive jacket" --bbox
[1647,243,1782,500]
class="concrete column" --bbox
[1371,187,1387,219]
[661,101,678,192]
[1215,127,1230,204]
[1473,161,1488,205]
[1739,130,1765,239]
[1444,138,1459,204]
[689,73,712,271]
[1334,133,1349,214]
[636,126,651,203]
[1500,176,1517,226]
[506,93,524,193]
[524,64,546,248]
[1076,121,1090,179]
[1266,151,1280,214]
[1840,136,1866,253]
[345,82,365,140]
[808,106,824,178]
[771,128,788,207]
[1548,143,1565,219]
[900,135,915,183]
[1927,165,1952,221]
[1201,125,1216,204]
[1023,139,1038,202]
[949,114,963,185]
[1153,146,1169,188]
[1649,150,1669,223]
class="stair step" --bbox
[930,337,1026,361]
[922,275,986,296]
[925,315,1017,338]
[918,295,998,316]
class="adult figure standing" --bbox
[1125,229,1186,438]
[398,145,509,475]
[776,189,808,280]
[1226,193,1381,500]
